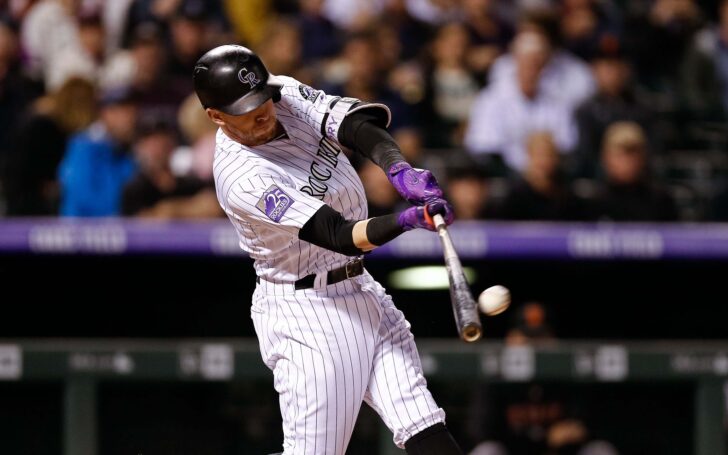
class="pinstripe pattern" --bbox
[213,76,367,282]
[215,76,445,454]
[253,272,445,454]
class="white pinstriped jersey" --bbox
[213,76,385,283]
[214,74,447,454]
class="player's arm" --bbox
[338,111,446,206]
[298,200,452,255]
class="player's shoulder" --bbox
[275,75,326,105]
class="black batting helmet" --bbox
[192,45,282,116]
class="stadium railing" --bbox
[0,339,725,455]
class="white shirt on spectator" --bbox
[405,0,463,25]
[21,0,96,89]
[464,77,577,171]
[322,0,385,28]
[490,49,596,112]
[102,0,135,56]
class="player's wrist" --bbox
[387,161,411,177]
[366,213,405,244]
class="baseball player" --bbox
[193,45,462,455]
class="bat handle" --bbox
[432,213,447,230]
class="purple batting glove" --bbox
[388,162,444,205]
[397,198,455,232]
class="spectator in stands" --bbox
[376,20,428,145]
[100,23,157,91]
[257,19,311,84]
[357,160,407,217]
[574,41,656,178]
[470,383,620,455]
[102,23,186,129]
[20,0,97,90]
[122,0,185,34]
[446,163,491,220]
[166,1,208,88]
[494,131,585,220]
[77,12,105,66]
[223,0,275,47]
[321,31,416,132]
[177,92,217,183]
[1,0,36,25]
[57,86,138,217]
[464,30,578,174]
[678,0,728,119]
[298,0,343,62]
[506,300,555,345]
[381,0,432,61]
[461,0,514,79]
[121,120,219,218]
[489,10,596,112]
[100,0,135,55]
[3,77,95,215]
[121,0,228,48]
[474,301,619,455]
[559,0,621,61]
[422,21,480,147]
[403,0,462,26]
[623,0,703,115]
[0,21,42,181]
[319,0,387,31]
[591,121,679,221]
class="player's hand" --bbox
[397,198,454,232]
[387,162,444,205]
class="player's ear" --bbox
[206,108,226,127]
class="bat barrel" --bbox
[462,324,482,342]
[432,212,483,343]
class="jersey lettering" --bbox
[301,137,341,200]
[316,138,340,168]
[310,162,332,181]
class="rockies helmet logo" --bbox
[238,68,261,89]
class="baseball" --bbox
[478,285,511,316]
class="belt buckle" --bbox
[345,258,362,278]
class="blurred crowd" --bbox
[1,0,728,221]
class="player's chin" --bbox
[241,133,269,147]
[249,124,277,145]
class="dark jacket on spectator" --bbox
[121,173,207,216]
[575,91,655,178]
[3,113,67,215]
[495,177,587,221]
[590,182,679,221]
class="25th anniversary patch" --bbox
[256,184,294,222]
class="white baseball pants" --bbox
[251,270,446,454]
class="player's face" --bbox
[208,100,278,146]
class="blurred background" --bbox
[1,0,728,454]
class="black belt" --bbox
[256,258,364,290]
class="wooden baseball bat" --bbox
[432,214,482,342]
